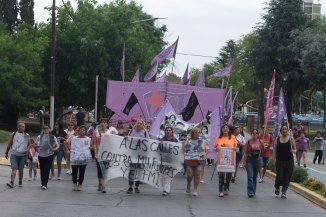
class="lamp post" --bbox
[50,0,56,129]
[242,82,245,114]
[131,17,166,24]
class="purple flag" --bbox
[195,70,205,87]
[149,100,175,138]
[181,64,189,85]
[273,88,286,138]
[157,71,167,82]
[120,43,125,81]
[131,69,140,82]
[210,59,234,78]
[151,37,179,65]
[144,61,159,82]
[208,107,221,159]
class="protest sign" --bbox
[97,134,184,189]
[216,147,236,172]
[70,137,92,165]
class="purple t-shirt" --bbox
[295,136,309,151]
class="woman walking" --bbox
[69,125,91,191]
[214,124,237,197]
[161,126,178,196]
[93,118,109,193]
[36,124,59,190]
[295,131,309,167]
[242,129,263,198]
[272,125,296,199]
[184,128,206,196]
[50,121,67,180]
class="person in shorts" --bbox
[5,122,31,188]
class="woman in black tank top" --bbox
[272,125,296,199]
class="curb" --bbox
[0,157,67,169]
[265,170,326,209]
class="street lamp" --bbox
[242,82,245,114]
[50,0,56,129]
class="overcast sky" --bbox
[34,0,326,77]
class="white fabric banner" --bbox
[70,136,92,165]
[98,134,184,189]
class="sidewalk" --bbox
[0,161,325,217]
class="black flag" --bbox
[180,91,199,121]
[122,93,139,115]
[104,106,116,120]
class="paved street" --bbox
[0,160,325,217]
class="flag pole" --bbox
[137,102,147,121]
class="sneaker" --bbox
[77,185,82,191]
[28,177,32,181]
[6,182,14,188]
[41,186,47,190]
[303,164,307,168]
[275,188,280,196]
[134,187,140,193]
[219,192,224,197]
[223,188,229,195]
[162,191,167,196]
[18,181,22,187]
[231,177,235,183]
[66,170,72,175]
[258,178,263,183]
[200,179,204,183]
[192,190,198,196]
[73,184,78,191]
[97,184,102,191]
[102,187,106,193]
[248,193,255,198]
[126,187,133,194]
[281,193,287,199]
[49,174,54,180]
[57,176,62,180]
[297,162,300,166]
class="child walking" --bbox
[28,139,38,181]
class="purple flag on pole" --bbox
[149,100,175,138]
[181,64,189,85]
[144,62,159,82]
[208,107,221,159]
[151,37,179,65]
[131,69,140,82]
[210,59,234,78]
[273,88,286,138]
[120,43,125,81]
[157,71,167,82]
[195,70,205,87]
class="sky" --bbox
[34,0,326,77]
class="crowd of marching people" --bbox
[3,117,326,200]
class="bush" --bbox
[291,166,309,183]
[303,178,314,187]
[310,180,324,191]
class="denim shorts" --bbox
[185,164,202,172]
[10,155,28,170]
[260,157,269,166]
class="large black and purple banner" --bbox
[106,80,224,123]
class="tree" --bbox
[291,18,326,135]
[0,22,48,125]
[19,0,34,25]
[39,0,166,114]
[248,0,307,127]
[0,0,19,33]
[167,73,181,83]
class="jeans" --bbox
[246,157,260,195]
[39,155,54,187]
[50,150,65,177]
